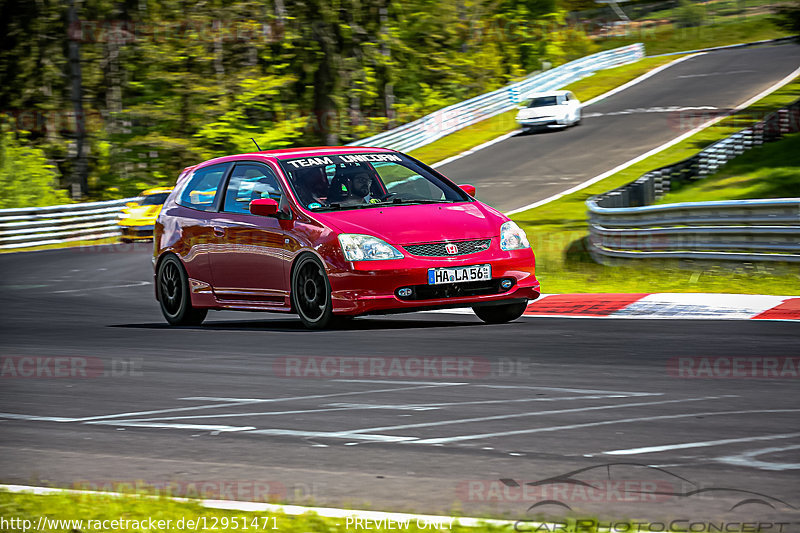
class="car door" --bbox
[166,162,231,297]
[207,162,289,307]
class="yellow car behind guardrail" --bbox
[118,187,173,242]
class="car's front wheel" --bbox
[157,254,207,326]
[473,301,527,324]
[291,254,335,329]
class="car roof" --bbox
[526,90,572,98]
[195,146,398,168]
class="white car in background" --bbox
[515,90,582,132]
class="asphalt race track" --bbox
[2,43,800,525]
[439,43,800,212]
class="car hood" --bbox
[310,202,505,245]
[121,205,161,220]
[516,106,564,119]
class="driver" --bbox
[329,168,373,206]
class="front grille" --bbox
[396,278,516,301]
[403,239,491,257]
[121,226,154,237]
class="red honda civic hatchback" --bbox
[153,146,540,328]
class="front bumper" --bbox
[328,248,539,316]
[119,224,155,240]
[518,118,566,128]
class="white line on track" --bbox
[505,63,800,215]
[581,53,704,107]
[86,421,257,432]
[716,444,800,471]
[0,384,466,424]
[412,408,800,445]
[69,384,465,422]
[52,281,151,294]
[603,432,800,455]
[95,407,361,423]
[93,393,647,424]
[474,384,658,396]
[246,429,419,442]
[344,395,733,435]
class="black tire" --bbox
[291,254,334,329]
[473,301,527,324]
[157,254,208,326]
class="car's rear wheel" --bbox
[157,254,207,326]
[473,301,527,324]
[292,254,334,329]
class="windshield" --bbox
[527,96,558,108]
[278,152,469,211]
[140,192,170,206]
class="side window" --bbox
[178,164,228,211]
[223,164,282,214]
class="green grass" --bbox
[509,79,800,296]
[0,491,514,533]
[408,56,681,165]
[595,14,792,56]
[657,132,800,203]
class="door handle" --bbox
[213,226,225,237]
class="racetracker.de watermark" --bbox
[457,479,676,504]
[0,356,143,378]
[667,356,800,379]
[272,356,531,379]
[71,479,294,501]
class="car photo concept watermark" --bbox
[499,464,798,532]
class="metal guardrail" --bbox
[0,198,136,250]
[588,199,800,262]
[587,99,800,263]
[350,44,645,153]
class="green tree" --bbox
[0,130,69,208]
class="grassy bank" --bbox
[657,131,800,203]
[0,491,511,533]
[595,13,792,55]
[509,79,800,295]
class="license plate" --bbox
[427,264,491,285]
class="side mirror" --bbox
[125,201,138,208]
[249,198,279,217]
[459,184,476,197]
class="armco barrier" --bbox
[349,44,644,153]
[587,99,800,264]
[587,198,800,263]
[0,198,136,250]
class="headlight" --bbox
[500,221,530,251]
[338,234,404,261]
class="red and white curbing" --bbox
[522,293,800,321]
